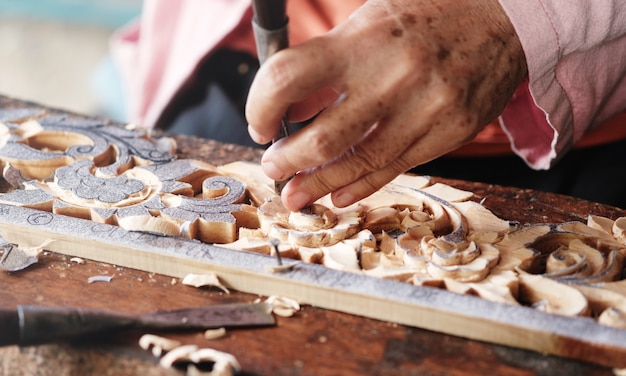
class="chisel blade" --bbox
[139,302,275,329]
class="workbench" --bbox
[0,96,624,375]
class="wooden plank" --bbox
[0,203,625,367]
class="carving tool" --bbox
[251,0,293,194]
[270,238,283,266]
[0,302,274,347]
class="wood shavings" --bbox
[87,275,113,283]
[159,344,198,368]
[182,273,229,293]
[138,334,182,357]
[266,295,301,317]
[188,348,241,376]
[204,327,227,340]
[155,343,240,376]
[69,257,85,264]
[0,239,54,272]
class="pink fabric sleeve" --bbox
[497,0,626,170]
[110,0,252,129]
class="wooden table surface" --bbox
[0,97,624,375]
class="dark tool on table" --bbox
[252,0,293,195]
[0,302,274,346]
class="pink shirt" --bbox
[111,1,626,170]
[111,0,362,130]
[498,0,626,169]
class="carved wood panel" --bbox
[0,107,625,367]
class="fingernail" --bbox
[247,124,269,144]
[262,160,286,180]
[333,191,355,208]
[286,191,311,211]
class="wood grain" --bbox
[1,201,625,369]
[0,95,623,375]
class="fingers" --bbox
[288,87,339,123]
[245,37,344,144]
[279,119,468,211]
[277,88,478,211]
[279,147,416,211]
[330,123,472,207]
[259,87,391,182]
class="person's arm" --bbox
[246,0,527,211]
[497,0,626,170]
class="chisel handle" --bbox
[252,0,287,30]
[0,306,135,346]
[0,309,20,346]
[251,0,289,65]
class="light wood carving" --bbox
[1,109,626,367]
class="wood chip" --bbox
[266,295,300,317]
[87,275,113,283]
[0,245,38,272]
[189,348,241,376]
[158,344,240,376]
[182,273,229,293]
[138,334,182,357]
[70,257,85,264]
[0,239,54,272]
[204,327,227,340]
[159,344,198,368]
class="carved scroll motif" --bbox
[0,111,249,243]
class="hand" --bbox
[246,0,527,211]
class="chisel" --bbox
[0,302,274,346]
[252,0,293,195]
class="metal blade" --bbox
[138,302,275,329]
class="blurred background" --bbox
[0,0,142,122]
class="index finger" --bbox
[245,36,345,144]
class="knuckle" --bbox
[389,154,415,174]
[347,144,388,174]
[431,83,459,107]
[358,173,381,195]
[262,53,297,97]
[306,130,340,163]
[307,170,338,196]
